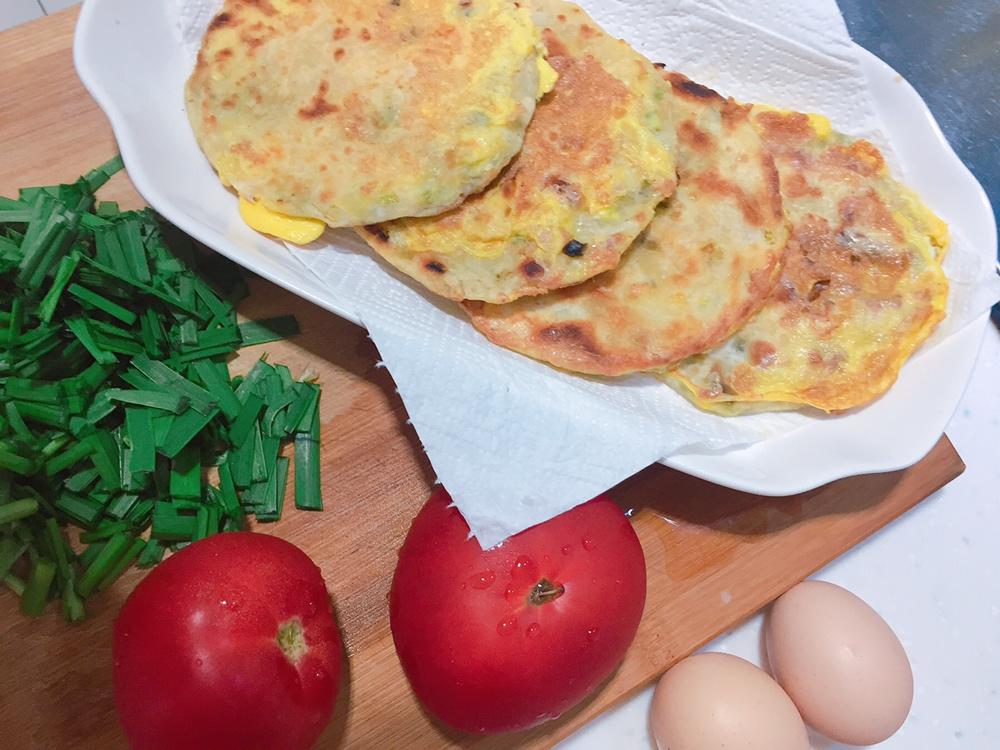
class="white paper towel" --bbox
[170,0,1000,546]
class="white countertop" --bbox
[561,324,1000,749]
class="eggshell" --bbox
[650,652,809,750]
[766,580,913,746]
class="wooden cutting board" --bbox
[0,9,965,750]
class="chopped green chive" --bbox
[294,435,323,511]
[0,498,39,525]
[21,558,57,616]
[238,315,301,347]
[0,159,327,621]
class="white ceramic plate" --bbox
[74,0,995,496]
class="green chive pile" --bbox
[0,157,324,621]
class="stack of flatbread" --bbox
[186,0,948,414]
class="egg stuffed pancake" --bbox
[185,0,551,231]
[663,108,948,413]
[359,0,678,304]
[464,73,787,376]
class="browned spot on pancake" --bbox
[665,72,723,102]
[334,48,346,61]
[826,140,885,177]
[678,120,714,152]
[298,81,339,119]
[720,99,751,130]
[534,323,601,356]
[761,151,784,222]
[208,12,235,31]
[363,224,390,243]
[239,21,276,54]
[838,190,903,242]
[333,26,350,40]
[360,28,371,41]
[748,256,780,298]
[424,261,446,274]
[653,62,666,69]
[542,28,571,58]
[749,340,777,368]
[319,191,332,202]
[521,260,545,278]
[214,47,234,63]
[784,171,822,199]
[693,170,766,227]
[754,110,813,150]
[499,169,520,199]
[243,0,277,15]
[232,140,266,165]
[204,114,217,129]
[361,182,376,195]
[221,95,238,109]
[579,23,597,37]
[319,164,328,172]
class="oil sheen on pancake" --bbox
[186,0,549,228]
[663,109,949,413]
[463,73,787,375]
[360,0,678,303]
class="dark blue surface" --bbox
[836,0,1000,322]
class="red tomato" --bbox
[390,488,646,733]
[113,532,342,750]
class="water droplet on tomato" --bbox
[496,615,518,637]
[582,536,596,551]
[586,626,600,643]
[526,622,542,638]
[503,583,517,601]
[305,600,318,616]
[511,555,537,581]
[195,658,204,667]
[469,570,496,590]
[561,544,572,556]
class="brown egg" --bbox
[650,652,809,750]
[766,580,913,746]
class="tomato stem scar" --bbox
[527,578,565,606]
[277,617,308,664]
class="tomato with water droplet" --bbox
[113,533,342,750]
[390,488,646,733]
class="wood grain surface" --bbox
[0,9,966,750]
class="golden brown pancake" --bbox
[464,73,787,375]
[186,0,549,227]
[663,108,949,413]
[360,0,678,303]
